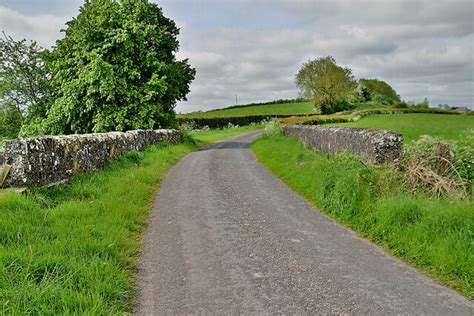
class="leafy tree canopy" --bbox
[38,0,195,135]
[0,33,52,137]
[0,102,23,138]
[359,78,400,103]
[295,56,356,114]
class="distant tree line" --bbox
[1,0,195,139]
[295,56,436,114]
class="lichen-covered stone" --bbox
[1,129,181,188]
[283,125,403,164]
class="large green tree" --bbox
[358,78,400,104]
[295,56,356,114]
[0,33,52,137]
[41,0,195,134]
[0,102,23,138]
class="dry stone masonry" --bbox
[283,125,403,164]
[0,129,181,188]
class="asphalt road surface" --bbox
[136,131,473,315]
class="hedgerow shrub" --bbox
[177,114,295,129]
[263,118,282,135]
[179,106,463,129]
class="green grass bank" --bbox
[251,133,474,298]
[0,126,260,314]
[178,101,314,118]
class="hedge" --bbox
[179,107,466,129]
[178,114,304,129]
[290,108,463,126]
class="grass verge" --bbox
[0,126,259,314]
[251,133,474,299]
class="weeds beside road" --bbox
[0,126,260,314]
[251,132,474,299]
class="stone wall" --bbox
[0,129,181,188]
[283,126,403,164]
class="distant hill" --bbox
[178,99,315,118]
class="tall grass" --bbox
[0,125,261,314]
[251,133,474,298]
[0,143,196,314]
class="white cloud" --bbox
[0,5,66,47]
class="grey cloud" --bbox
[176,0,473,111]
[275,0,473,30]
[0,0,83,16]
[0,1,472,112]
[0,5,65,47]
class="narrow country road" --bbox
[136,131,473,315]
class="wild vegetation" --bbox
[0,125,258,314]
[252,128,474,298]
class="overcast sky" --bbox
[1,0,473,112]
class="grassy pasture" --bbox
[190,125,261,143]
[178,101,315,118]
[178,100,394,119]
[0,126,259,314]
[330,113,474,143]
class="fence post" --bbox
[434,143,453,176]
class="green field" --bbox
[0,126,259,314]
[179,101,315,118]
[177,100,394,119]
[190,125,261,143]
[330,113,474,142]
[252,133,474,298]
